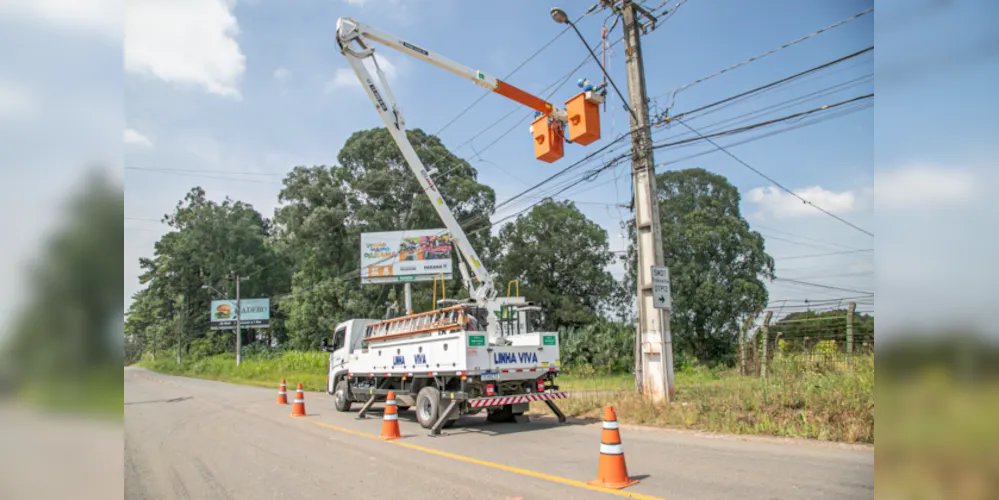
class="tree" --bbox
[274,128,497,348]
[496,200,615,330]
[624,168,774,366]
[1,169,122,401]
[132,187,283,356]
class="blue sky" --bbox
[6,0,995,338]
[122,0,877,319]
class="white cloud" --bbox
[273,67,290,82]
[0,0,121,39]
[343,0,368,5]
[125,0,245,98]
[324,55,399,93]
[124,127,153,147]
[875,164,976,210]
[0,81,37,119]
[746,185,856,219]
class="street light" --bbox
[550,7,569,24]
[201,284,227,298]
[548,5,637,123]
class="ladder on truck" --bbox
[364,305,468,342]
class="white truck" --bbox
[322,17,605,435]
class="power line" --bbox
[772,277,873,295]
[774,249,873,260]
[669,108,874,238]
[653,46,874,125]
[654,6,874,107]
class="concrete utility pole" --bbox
[234,275,249,367]
[621,0,674,402]
[177,294,184,364]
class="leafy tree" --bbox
[275,128,496,348]
[1,170,122,403]
[131,187,284,356]
[496,200,615,330]
[624,168,774,366]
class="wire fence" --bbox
[741,303,873,376]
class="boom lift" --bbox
[325,17,607,434]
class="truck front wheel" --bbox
[334,380,352,412]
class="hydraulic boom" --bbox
[335,17,605,304]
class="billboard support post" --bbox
[404,282,413,315]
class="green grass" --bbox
[139,350,874,444]
[17,367,124,420]
[534,356,875,444]
[139,351,330,392]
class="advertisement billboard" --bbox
[210,298,271,330]
[360,229,453,284]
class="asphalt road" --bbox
[124,367,873,500]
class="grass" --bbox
[139,351,330,392]
[16,367,124,420]
[533,356,875,444]
[139,350,874,444]
[876,367,999,499]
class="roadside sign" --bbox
[651,266,672,310]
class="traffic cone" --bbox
[380,390,402,440]
[290,383,307,417]
[276,379,288,405]
[588,405,639,489]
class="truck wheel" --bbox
[334,380,352,412]
[415,387,441,429]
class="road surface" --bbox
[124,367,872,500]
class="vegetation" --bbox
[623,168,774,367]
[535,355,874,444]
[125,127,875,442]
[0,170,123,418]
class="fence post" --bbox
[739,314,754,376]
[759,311,772,378]
[846,302,856,369]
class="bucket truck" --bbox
[321,17,606,435]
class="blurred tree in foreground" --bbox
[0,169,122,415]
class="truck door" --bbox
[331,326,348,372]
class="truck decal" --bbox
[392,355,405,366]
[493,351,539,364]
[414,353,427,365]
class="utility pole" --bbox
[177,294,184,364]
[235,275,247,367]
[621,0,674,402]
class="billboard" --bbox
[360,229,453,284]
[210,298,271,330]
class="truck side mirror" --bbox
[320,339,329,352]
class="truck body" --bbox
[325,303,568,432]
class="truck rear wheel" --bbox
[334,380,352,412]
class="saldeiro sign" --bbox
[210,298,271,330]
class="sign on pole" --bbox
[360,229,453,284]
[210,298,270,330]
[651,266,672,310]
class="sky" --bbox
[3,0,996,340]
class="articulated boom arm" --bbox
[336,17,504,302]
[335,17,605,304]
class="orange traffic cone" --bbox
[276,379,288,405]
[290,383,307,417]
[380,390,402,440]
[588,405,639,489]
